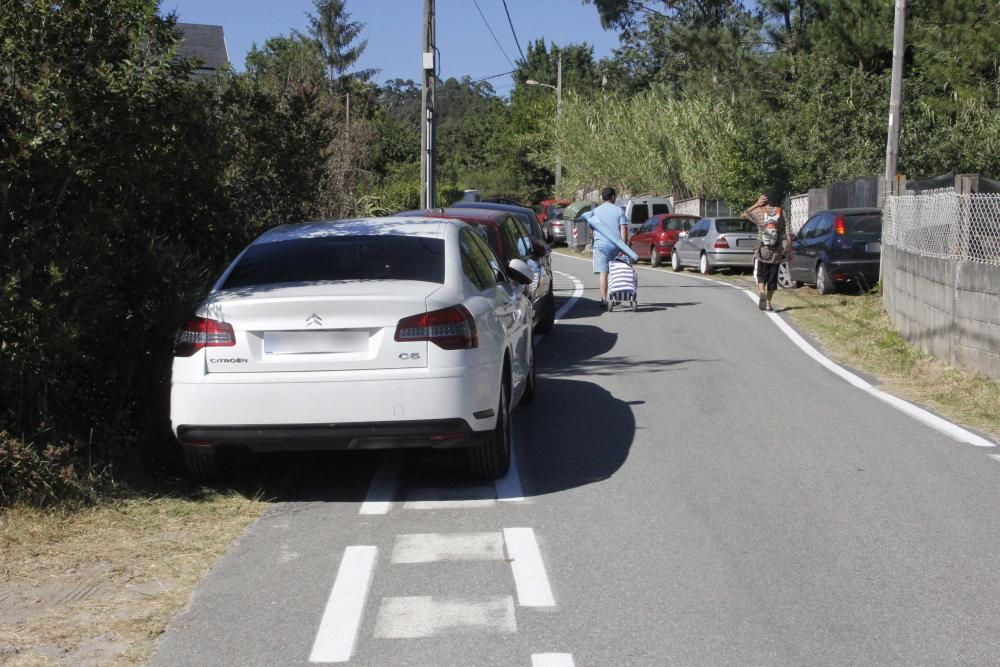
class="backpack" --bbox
[760,207,782,247]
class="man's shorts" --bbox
[593,242,612,274]
[754,259,781,290]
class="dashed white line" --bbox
[374,595,517,638]
[309,545,377,663]
[391,532,505,564]
[359,456,401,515]
[403,484,496,509]
[555,252,996,449]
[504,527,556,607]
[532,653,576,667]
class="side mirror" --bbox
[507,258,534,286]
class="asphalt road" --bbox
[153,253,1000,666]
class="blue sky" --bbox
[161,0,622,95]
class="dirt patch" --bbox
[0,492,263,665]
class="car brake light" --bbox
[714,237,730,249]
[174,316,235,357]
[834,216,846,235]
[395,305,478,350]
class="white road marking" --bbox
[504,527,555,607]
[552,270,585,324]
[391,532,505,564]
[359,456,401,515]
[532,654,576,667]
[496,424,525,502]
[988,454,1000,464]
[403,485,496,509]
[373,596,516,638]
[555,252,997,449]
[309,545,377,663]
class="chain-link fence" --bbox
[884,189,1000,265]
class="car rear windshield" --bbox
[663,217,696,231]
[715,219,757,233]
[221,235,445,289]
[845,214,882,238]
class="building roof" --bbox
[175,23,229,77]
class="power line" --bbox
[501,0,526,63]
[472,0,514,68]
[473,69,516,83]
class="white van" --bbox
[620,195,672,237]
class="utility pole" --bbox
[420,0,436,209]
[346,92,350,128]
[884,0,906,183]
[555,52,562,193]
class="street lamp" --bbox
[524,54,562,192]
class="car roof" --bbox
[451,201,535,218]
[819,208,883,215]
[256,217,449,245]
[395,207,513,227]
[652,213,699,219]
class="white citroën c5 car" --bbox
[170,218,536,481]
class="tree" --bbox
[306,0,376,85]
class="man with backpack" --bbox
[742,191,793,312]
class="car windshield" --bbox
[715,218,757,233]
[845,214,882,238]
[221,235,445,289]
[663,217,695,231]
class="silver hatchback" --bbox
[671,217,760,274]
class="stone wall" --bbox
[883,245,1000,380]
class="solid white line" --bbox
[359,456,400,515]
[552,270,585,323]
[495,430,525,502]
[309,545,377,663]
[532,654,576,667]
[553,253,997,449]
[391,532,505,563]
[503,527,555,607]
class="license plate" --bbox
[737,239,758,248]
[866,241,881,254]
[264,330,368,355]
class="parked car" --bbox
[628,213,700,267]
[170,218,535,481]
[450,201,550,247]
[536,198,570,225]
[397,207,556,334]
[620,195,672,237]
[671,217,760,274]
[555,200,596,244]
[782,207,882,293]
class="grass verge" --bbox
[0,491,264,665]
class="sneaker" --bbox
[766,303,774,312]
[758,295,767,311]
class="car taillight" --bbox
[395,305,478,350]
[174,316,235,357]
[714,237,730,249]
[834,216,846,235]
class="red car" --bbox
[536,199,570,225]
[628,213,701,267]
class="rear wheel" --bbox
[816,262,836,295]
[535,289,555,334]
[183,447,219,482]
[671,251,682,272]
[650,247,662,267]
[778,260,799,289]
[468,380,511,479]
[699,253,713,275]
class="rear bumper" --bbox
[827,258,881,283]
[170,364,501,450]
[705,249,755,267]
[177,419,488,452]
